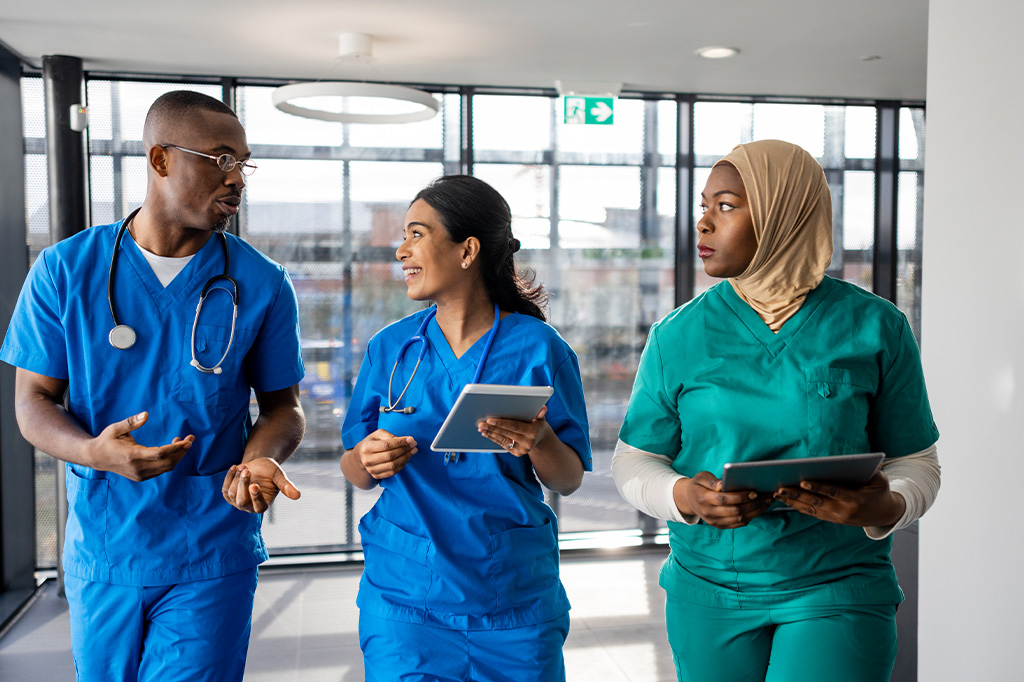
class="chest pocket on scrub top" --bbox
[804,367,876,456]
[176,323,256,406]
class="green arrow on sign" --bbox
[564,96,615,125]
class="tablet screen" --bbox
[720,452,885,493]
[430,384,553,453]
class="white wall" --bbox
[919,1,1024,679]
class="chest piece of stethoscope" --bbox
[109,324,137,350]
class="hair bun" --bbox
[510,238,521,253]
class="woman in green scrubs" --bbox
[612,139,940,682]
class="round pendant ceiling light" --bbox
[271,33,440,124]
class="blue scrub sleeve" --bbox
[243,270,304,393]
[868,316,940,458]
[617,324,680,457]
[341,346,382,450]
[0,250,69,379]
[546,352,593,471]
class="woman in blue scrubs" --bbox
[340,175,592,682]
[612,140,941,682]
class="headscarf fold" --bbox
[715,139,834,332]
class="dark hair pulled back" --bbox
[412,175,547,321]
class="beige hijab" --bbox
[716,139,834,332]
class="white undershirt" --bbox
[611,440,940,540]
[132,236,194,287]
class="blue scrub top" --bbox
[619,277,939,608]
[0,219,304,586]
[342,308,592,630]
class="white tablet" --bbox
[430,384,554,453]
[720,452,885,493]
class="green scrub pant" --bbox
[665,592,898,682]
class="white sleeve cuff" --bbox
[864,444,941,540]
[611,439,699,524]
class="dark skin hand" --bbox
[14,368,194,481]
[221,385,305,514]
[774,470,906,527]
[673,471,775,529]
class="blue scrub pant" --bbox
[64,568,258,682]
[359,611,570,682]
[665,592,898,682]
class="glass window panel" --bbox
[473,164,552,229]
[657,100,678,159]
[900,107,925,163]
[845,106,877,159]
[753,103,825,157]
[22,77,45,138]
[92,81,222,142]
[238,85,343,147]
[544,164,669,533]
[897,170,923,339]
[694,102,751,157]
[473,95,551,152]
[89,156,115,227]
[839,170,875,291]
[348,97,443,149]
[558,98,645,155]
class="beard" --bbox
[213,217,230,233]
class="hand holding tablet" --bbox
[431,384,553,453]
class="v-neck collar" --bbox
[424,310,506,383]
[715,277,836,358]
[117,224,224,314]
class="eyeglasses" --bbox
[160,144,258,176]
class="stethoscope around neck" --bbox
[380,302,501,415]
[108,208,240,374]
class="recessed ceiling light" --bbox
[696,46,740,59]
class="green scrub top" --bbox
[618,277,939,608]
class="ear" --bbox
[148,145,170,178]
[460,236,481,264]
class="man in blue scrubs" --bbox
[1,91,305,682]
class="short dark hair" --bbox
[143,90,237,146]
[413,175,546,321]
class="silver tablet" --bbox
[720,452,885,493]
[430,384,554,453]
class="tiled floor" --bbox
[0,548,676,682]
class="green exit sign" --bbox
[564,96,614,125]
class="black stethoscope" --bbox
[108,208,240,375]
[381,302,500,415]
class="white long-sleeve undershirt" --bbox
[611,440,940,539]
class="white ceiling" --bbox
[0,0,929,101]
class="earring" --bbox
[462,262,468,269]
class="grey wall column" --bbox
[674,95,695,307]
[873,101,899,302]
[42,54,90,596]
[0,43,36,626]
[43,55,89,242]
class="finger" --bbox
[799,481,842,499]
[222,465,240,501]
[235,467,255,510]
[533,405,548,422]
[249,483,268,513]
[113,411,148,436]
[272,467,302,501]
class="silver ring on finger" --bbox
[509,439,516,451]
